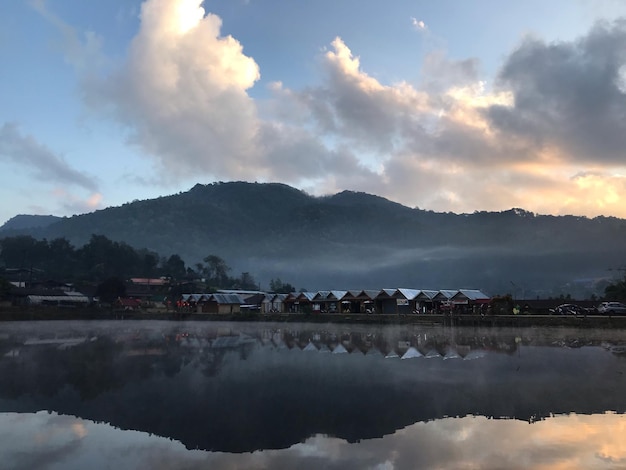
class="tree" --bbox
[237,272,258,290]
[202,255,231,287]
[96,277,127,304]
[0,235,48,271]
[163,254,186,280]
[269,278,296,293]
[604,274,626,301]
[139,251,159,277]
[78,235,140,280]
[0,277,11,300]
[46,238,77,279]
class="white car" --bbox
[597,302,626,315]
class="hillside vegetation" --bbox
[2,181,625,296]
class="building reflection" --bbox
[5,322,624,358]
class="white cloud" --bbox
[279,32,626,217]
[87,0,262,181]
[40,0,626,218]
[411,17,427,30]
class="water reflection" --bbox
[1,321,626,468]
[2,411,625,470]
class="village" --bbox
[3,273,608,318]
[5,276,492,315]
[174,287,492,316]
[4,264,624,324]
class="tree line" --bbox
[0,234,296,293]
[604,273,626,302]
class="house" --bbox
[265,293,287,313]
[284,292,316,313]
[27,292,90,308]
[182,293,210,312]
[127,278,170,301]
[311,290,348,313]
[450,289,491,314]
[414,290,439,313]
[201,293,244,314]
[338,290,362,313]
[375,289,398,314]
[432,290,460,312]
[393,288,421,314]
[354,290,380,313]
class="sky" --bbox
[2,0,626,225]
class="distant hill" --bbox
[2,181,625,297]
[0,214,61,232]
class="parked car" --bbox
[597,302,626,315]
[551,304,586,315]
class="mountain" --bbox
[2,181,625,297]
[0,214,61,232]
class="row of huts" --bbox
[178,288,491,315]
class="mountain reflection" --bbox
[2,411,625,470]
[1,321,626,455]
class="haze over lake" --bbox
[1,320,626,469]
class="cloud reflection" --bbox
[1,411,625,470]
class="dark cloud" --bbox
[0,122,98,191]
[485,19,626,164]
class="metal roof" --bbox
[356,290,380,300]
[434,290,459,300]
[218,289,266,295]
[416,290,439,300]
[376,289,396,298]
[329,290,348,300]
[270,293,287,302]
[297,292,317,301]
[27,295,89,304]
[312,291,331,300]
[454,289,490,301]
[185,293,208,302]
[209,294,244,304]
[174,288,488,305]
[395,288,421,300]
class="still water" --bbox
[1,320,626,469]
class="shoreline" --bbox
[2,307,626,328]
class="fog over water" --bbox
[1,321,626,469]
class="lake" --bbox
[1,320,626,469]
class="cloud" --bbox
[295,37,433,157]
[0,122,98,192]
[4,411,626,470]
[53,188,104,215]
[52,0,626,217]
[80,0,382,190]
[29,0,106,71]
[485,19,626,166]
[275,29,626,217]
[411,17,427,31]
[86,0,262,182]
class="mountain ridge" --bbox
[1,181,625,297]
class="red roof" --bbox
[117,298,142,307]
[129,278,168,286]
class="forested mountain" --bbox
[2,181,625,297]
[0,215,61,231]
